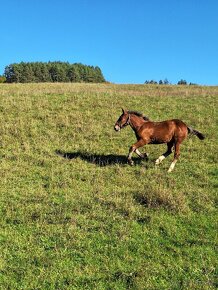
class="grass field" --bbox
[0,83,217,289]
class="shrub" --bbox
[0,75,6,83]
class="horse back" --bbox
[139,119,188,144]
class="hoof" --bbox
[142,154,149,162]
[128,159,134,166]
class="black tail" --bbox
[188,127,205,140]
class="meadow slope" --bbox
[0,83,217,289]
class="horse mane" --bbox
[128,110,150,121]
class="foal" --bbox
[114,109,205,172]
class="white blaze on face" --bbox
[114,125,120,131]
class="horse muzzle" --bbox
[114,124,121,132]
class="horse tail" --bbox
[187,126,205,140]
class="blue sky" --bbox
[1,0,217,85]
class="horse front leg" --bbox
[128,139,146,165]
[135,149,149,161]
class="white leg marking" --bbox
[128,151,133,159]
[128,151,134,165]
[155,155,165,165]
[135,149,142,157]
[135,149,146,158]
[168,160,177,173]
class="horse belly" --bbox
[149,129,175,144]
[147,129,173,144]
[139,122,174,144]
[149,138,167,144]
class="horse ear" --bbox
[121,108,126,114]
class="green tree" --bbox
[67,65,81,82]
[164,78,169,85]
[177,79,187,85]
[0,75,6,83]
[4,62,106,83]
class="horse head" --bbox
[114,109,130,131]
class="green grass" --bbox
[0,83,217,289]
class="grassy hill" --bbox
[0,83,217,289]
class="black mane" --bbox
[128,110,150,121]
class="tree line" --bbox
[144,79,197,85]
[3,62,105,83]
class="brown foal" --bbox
[114,109,205,172]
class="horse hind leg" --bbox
[168,142,181,173]
[155,141,173,165]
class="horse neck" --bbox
[129,114,145,131]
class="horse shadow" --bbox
[55,150,143,167]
